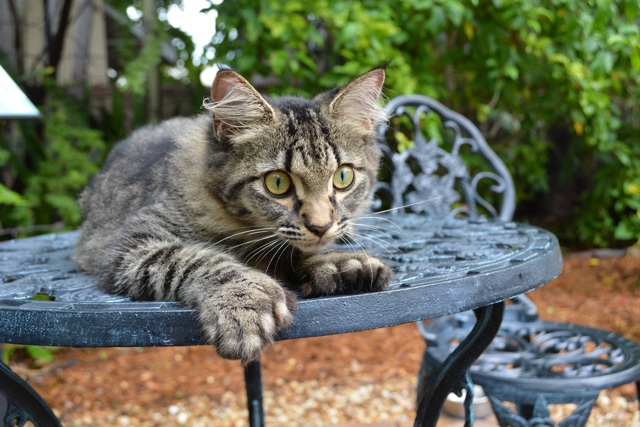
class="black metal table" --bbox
[0,214,562,426]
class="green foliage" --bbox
[30,91,105,225]
[0,83,106,234]
[211,0,640,247]
[1,1,201,239]
[120,32,165,96]
[2,344,59,367]
[0,183,28,207]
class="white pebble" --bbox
[177,412,189,424]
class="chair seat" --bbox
[417,297,640,425]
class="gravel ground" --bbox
[21,338,640,427]
[49,376,638,427]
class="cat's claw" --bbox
[300,252,392,297]
[200,272,296,364]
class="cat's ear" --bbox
[329,67,387,134]
[205,70,276,143]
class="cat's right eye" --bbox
[263,171,292,196]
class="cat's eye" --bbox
[333,165,355,190]
[263,171,292,196]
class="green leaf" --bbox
[606,34,627,47]
[426,6,446,33]
[630,50,640,71]
[624,1,639,21]
[477,104,491,123]
[0,184,29,206]
[394,131,414,152]
[593,51,614,74]
[614,220,638,240]
[503,65,519,80]
[25,345,55,366]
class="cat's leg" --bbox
[99,208,295,363]
[296,251,392,297]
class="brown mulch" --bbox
[7,250,640,426]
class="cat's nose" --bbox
[304,219,334,237]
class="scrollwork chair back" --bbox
[376,95,516,221]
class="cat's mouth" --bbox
[277,220,350,252]
[279,228,344,253]
[288,234,336,252]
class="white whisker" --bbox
[245,239,282,265]
[371,195,446,215]
[289,247,296,275]
[348,231,404,263]
[354,216,406,235]
[214,227,275,246]
[226,234,278,254]
[343,232,375,289]
[350,223,400,241]
[337,235,358,253]
[266,241,290,273]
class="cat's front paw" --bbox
[300,252,392,297]
[200,271,296,364]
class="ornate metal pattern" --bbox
[0,357,62,427]
[489,395,595,427]
[419,304,640,426]
[3,400,32,427]
[433,313,640,393]
[416,304,505,427]
[377,95,516,221]
[477,323,640,384]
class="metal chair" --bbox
[377,94,640,426]
[418,295,640,426]
[376,95,515,221]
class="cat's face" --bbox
[204,68,386,252]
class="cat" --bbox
[73,67,393,363]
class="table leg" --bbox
[414,301,505,427]
[0,357,63,427]
[244,360,265,427]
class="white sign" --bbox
[0,65,41,119]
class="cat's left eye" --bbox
[264,171,292,196]
[333,165,355,190]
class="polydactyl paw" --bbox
[300,251,392,297]
[200,271,296,364]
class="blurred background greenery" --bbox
[1,0,639,249]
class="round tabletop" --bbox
[0,214,562,347]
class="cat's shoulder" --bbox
[127,115,208,145]
[107,115,210,159]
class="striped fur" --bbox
[74,67,392,363]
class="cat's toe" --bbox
[300,259,340,297]
[301,252,392,297]
[274,291,296,327]
[371,261,393,291]
[210,311,273,363]
[205,278,296,363]
[220,334,265,363]
[341,256,391,293]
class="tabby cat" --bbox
[73,67,393,363]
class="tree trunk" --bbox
[44,0,74,79]
[143,0,159,124]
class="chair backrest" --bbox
[376,95,516,221]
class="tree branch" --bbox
[44,0,74,77]
[7,0,24,74]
